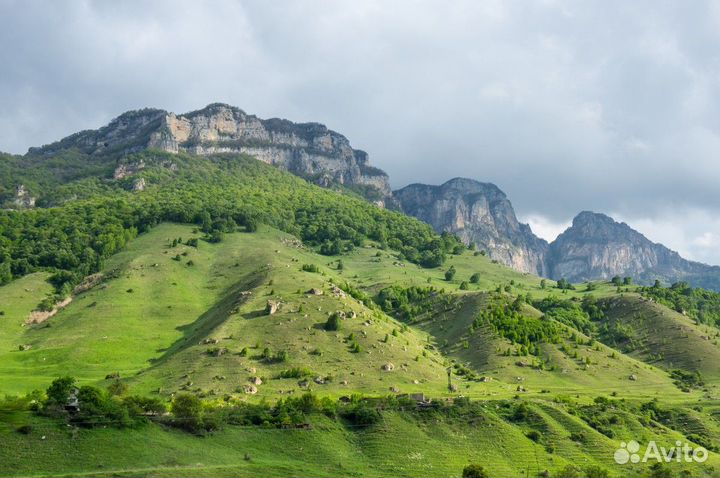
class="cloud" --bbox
[1,0,719,263]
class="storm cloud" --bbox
[2,0,720,263]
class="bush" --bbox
[279,367,313,379]
[324,313,341,331]
[462,464,489,478]
[170,393,205,433]
[470,273,480,284]
[302,264,319,273]
[445,266,456,281]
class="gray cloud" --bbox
[1,0,720,263]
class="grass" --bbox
[1,223,720,477]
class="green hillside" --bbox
[1,151,719,477]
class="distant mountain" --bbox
[548,211,720,289]
[394,178,549,275]
[27,103,393,204]
[395,180,720,289]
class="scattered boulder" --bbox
[516,385,526,392]
[449,384,459,392]
[306,288,323,296]
[265,300,280,315]
[298,380,310,389]
[390,386,400,393]
[250,376,262,386]
[629,374,638,381]
[382,363,395,372]
[132,178,146,191]
[479,376,492,382]
[18,344,31,351]
[313,376,325,385]
[243,385,258,395]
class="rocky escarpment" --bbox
[548,211,720,289]
[394,178,549,275]
[30,103,392,204]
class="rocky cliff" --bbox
[29,103,392,204]
[394,178,549,275]
[548,211,720,289]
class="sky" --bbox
[1,0,720,264]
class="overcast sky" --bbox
[2,0,720,264]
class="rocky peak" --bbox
[30,103,392,203]
[548,211,720,288]
[394,178,549,275]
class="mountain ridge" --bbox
[395,178,720,289]
[27,103,393,204]
[6,102,720,289]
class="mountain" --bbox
[26,103,393,204]
[549,211,720,289]
[395,180,720,289]
[394,178,549,276]
[4,106,720,478]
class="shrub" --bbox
[470,273,480,284]
[324,313,341,331]
[445,266,456,281]
[302,264,319,273]
[279,368,313,379]
[462,464,489,478]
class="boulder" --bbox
[265,300,280,315]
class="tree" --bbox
[324,313,341,331]
[445,265,456,281]
[107,379,128,396]
[611,275,622,286]
[470,273,480,284]
[540,279,547,290]
[459,281,469,290]
[462,464,489,478]
[46,376,76,406]
[623,276,633,285]
[556,278,575,290]
[171,393,203,432]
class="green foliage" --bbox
[556,278,575,290]
[324,313,341,331]
[469,272,480,284]
[462,463,489,478]
[640,281,720,326]
[533,296,600,335]
[376,285,448,322]
[475,295,562,352]
[302,264,319,273]
[445,265,456,281]
[0,151,461,287]
[278,368,314,379]
[44,376,76,407]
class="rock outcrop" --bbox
[394,178,549,275]
[13,185,35,208]
[30,103,392,204]
[548,211,720,289]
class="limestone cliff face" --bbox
[31,103,392,203]
[548,211,720,289]
[394,178,549,275]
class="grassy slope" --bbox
[2,224,720,477]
